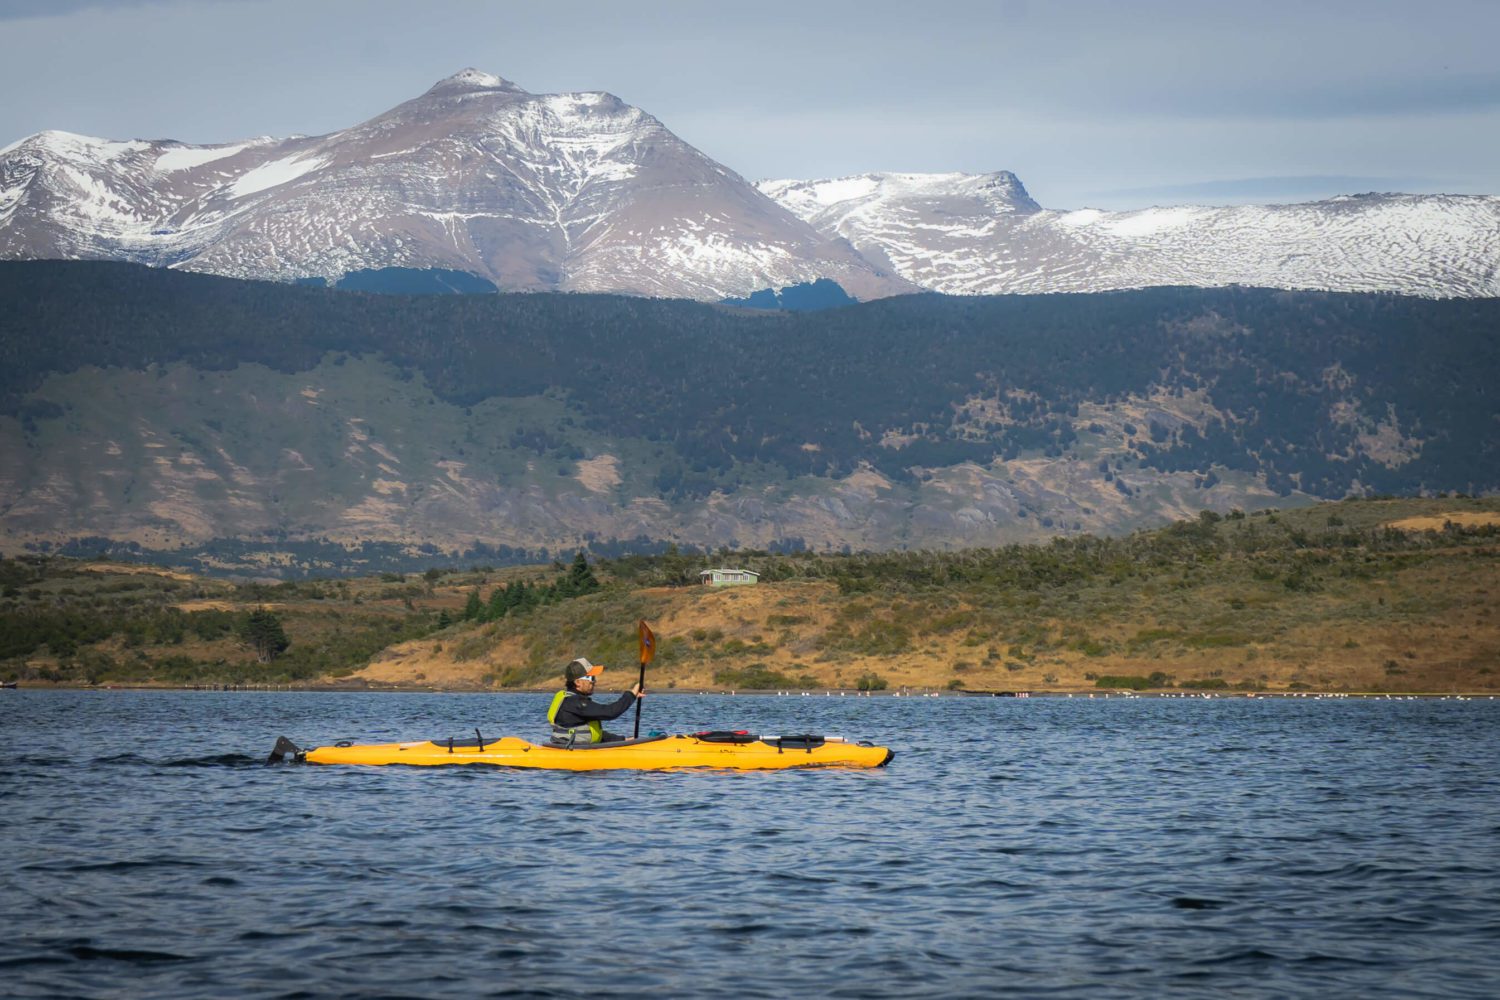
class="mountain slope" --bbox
[0,70,909,300]
[3,262,1497,574]
[6,70,1498,301]
[759,172,1500,298]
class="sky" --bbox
[2,0,1498,210]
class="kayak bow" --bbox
[269,732,892,771]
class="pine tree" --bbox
[239,608,290,664]
[513,581,536,612]
[463,589,482,621]
[486,584,508,620]
[566,550,599,594]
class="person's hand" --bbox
[631,683,645,698]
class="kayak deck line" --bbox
[267,733,893,771]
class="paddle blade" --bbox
[638,619,656,665]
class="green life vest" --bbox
[548,689,603,744]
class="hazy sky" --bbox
[3,0,1497,209]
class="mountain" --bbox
[759,172,1500,298]
[0,69,909,301]
[3,262,1497,575]
[7,71,1498,303]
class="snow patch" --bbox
[1056,209,1104,228]
[0,173,31,217]
[444,68,506,89]
[58,166,140,224]
[791,175,881,206]
[1100,206,1206,238]
[35,130,148,162]
[228,154,328,198]
[155,143,249,172]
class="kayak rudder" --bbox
[267,736,305,765]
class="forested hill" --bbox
[1,261,1496,572]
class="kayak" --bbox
[268,731,893,771]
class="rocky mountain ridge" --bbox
[2,69,1497,299]
[758,172,1500,298]
[0,69,907,300]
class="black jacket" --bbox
[552,690,636,729]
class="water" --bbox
[3,690,1499,999]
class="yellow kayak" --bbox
[269,732,893,771]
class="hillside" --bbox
[3,262,1498,572]
[5,498,1497,695]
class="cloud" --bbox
[0,0,243,21]
[1,0,1496,207]
[1155,74,1500,122]
[1,0,150,18]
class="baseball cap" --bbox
[565,657,605,683]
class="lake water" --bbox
[3,690,1499,999]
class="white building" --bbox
[698,568,760,587]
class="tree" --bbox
[462,589,483,621]
[239,608,290,664]
[565,550,600,595]
[486,583,509,621]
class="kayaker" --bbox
[548,657,644,745]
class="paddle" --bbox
[633,619,655,739]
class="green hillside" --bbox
[1,261,1497,573]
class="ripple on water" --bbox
[2,691,1499,999]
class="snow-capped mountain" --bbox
[4,69,1497,301]
[0,69,909,300]
[758,172,1500,298]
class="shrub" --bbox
[1096,675,1152,690]
[713,664,811,689]
[1096,672,1173,690]
[855,672,888,691]
[1183,633,1248,649]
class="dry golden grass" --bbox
[1387,512,1500,532]
[15,498,1496,694]
[79,562,198,582]
[351,567,1500,694]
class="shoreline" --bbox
[7,683,1496,699]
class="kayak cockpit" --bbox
[535,734,670,751]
